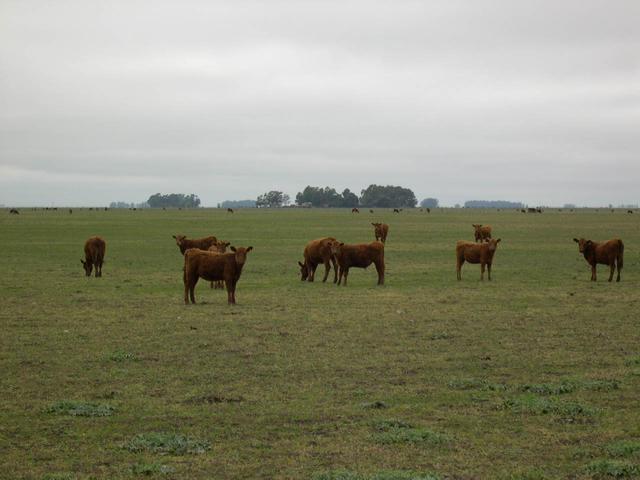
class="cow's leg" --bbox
[342,268,349,286]
[591,265,597,281]
[331,257,338,284]
[487,263,492,281]
[189,276,198,304]
[480,263,485,281]
[609,263,615,282]
[308,262,317,282]
[321,259,330,282]
[617,260,622,282]
[456,259,463,280]
[375,260,384,285]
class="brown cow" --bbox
[329,241,385,286]
[298,237,338,283]
[573,238,624,282]
[393,208,400,213]
[372,223,389,243]
[456,238,501,281]
[208,240,231,289]
[183,246,253,305]
[82,236,106,277]
[173,235,218,254]
[352,208,360,213]
[472,224,492,242]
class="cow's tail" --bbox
[618,239,624,270]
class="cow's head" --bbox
[230,246,253,266]
[328,241,344,257]
[573,238,593,253]
[172,234,186,249]
[298,261,309,281]
[472,224,482,231]
[214,240,230,253]
[80,259,92,276]
[487,238,501,252]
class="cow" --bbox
[173,235,218,255]
[456,238,501,281]
[472,224,492,242]
[352,208,360,213]
[81,236,106,277]
[527,208,537,213]
[369,209,374,214]
[9,209,19,215]
[208,240,231,289]
[372,223,389,243]
[183,246,253,305]
[329,241,385,286]
[521,209,526,213]
[393,208,400,213]
[426,208,431,213]
[69,209,73,214]
[298,237,339,283]
[227,208,234,213]
[573,238,624,282]
[628,210,634,214]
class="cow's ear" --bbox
[247,246,253,252]
[230,246,237,252]
[573,238,579,243]
[496,238,502,243]
[371,223,375,226]
[80,259,85,265]
[172,235,177,239]
[225,242,230,246]
[586,240,593,246]
[298,261,304,267]
[340,242,344,246]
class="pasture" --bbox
[1,208,639,479]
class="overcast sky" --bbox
[1,1,638,207]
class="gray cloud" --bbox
[1,0,639,206]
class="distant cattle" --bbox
[69,209,73,214]
[183,246,253,305]
[208,240,231,289]
[573,238,624,282]
[173,235,218,255]
[628,210,634,214]
[329,241,385,286]
[527,208,537,213]
[521,209,526,213]
[82,236,106,277]
[456,238,501,281]
[369,209,374,214]
[352,208,359,213]
[372,223,389,243]
[472,224,492,242]
[298,237,338,283]
[9,208,19,215]
[227,208,234,213]
[393,208,400,213]
[426,208,431,213]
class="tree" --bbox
[464,200,524,209]
[256,191,289,208]
[295,186,360,207]
[359,185,417,208]
[341,188,359,208]
[147,193,201,208]
[219,200,256,208]
[420,198,439,208]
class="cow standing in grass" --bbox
[173,235,218,254]
[472,224,492,242]
[456,238,501,281]
[298,237,339,283]
[208,240,231,289]
[329,241,385,286]
[573,238,624,282]
[372,223,389,243]
[183,246,253,305]
[82,236,106,277]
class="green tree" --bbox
[420,198,439,208]
[359,185,417,208]
[256,191,290,208]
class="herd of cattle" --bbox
[79,222,626,305]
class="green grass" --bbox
[45,400,115,417]
[1,207,639,478]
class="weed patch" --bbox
[361,401,388,409]
[584,459,640,478]
[122,432,210,455]
[373,420,449,446]
[448,378,508,391]
[108,350,137,362]
[130,462,174,475]
[45,401,115,417]
[606,440,640,458]
[184,394,244,404]
[313,471,440,480]
[500,396,594,421]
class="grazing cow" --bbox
[298,237,339,283]
[527,208,537,213]
[208,240,231,289]
[372,223,389,243]
[329,241,385,286]
[352,208,360,213]
[456,238,501,281]
[9,208,19,215]
[521,209,526,213]
[69,209,73,214]
[227,208,234,213]
[370,209,374,214]
[82,236,106,277]
[472,224,492,242]
[628,210,633,214]
[183,246,253,305]
[173,235,218,255]
[393,208,400,213]
[426,208,431,213]
[573,238,624,282]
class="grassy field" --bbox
[1,207,639,480]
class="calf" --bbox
[173,235,218,254]
[472,224,492,242]
[298,237,338,283]
[183,246,253,305]
[456,238,501,281]
[208,240,231,289]
[573,238,624,282]
[372,223,389,243]
[329,241,385,286]
[82,236,106,277]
